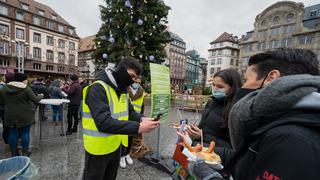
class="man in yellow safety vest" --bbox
[82,57,160,180]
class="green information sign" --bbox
[150,63,170,122]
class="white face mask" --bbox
[131,83,139,90]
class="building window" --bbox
[69,54,75,65]
[46,50,53,62]
[310,10,318,17]
[242,57,249,67]
[0,5,8,15]
[0,59,9,66]
[217,58,222,65]
[217,67,221,72]
[270,27,280,36]
[210,68,215,75]
[243,44,253,52]
[47,36,53,46]
[211,50,216,56]
[33,63,41,70]
[0,41,9,55]
[282,38,292,47]
[21,3,29,10]
[51,14,57,20]
[46,65,54,71]
[258,31,265,39]
[33,16,40,25]
[33,47,41,60]
[269,40,279,49]
[0,24,9,35]
[69,28,74,35]
[33,33,41,43]
[16,28,24,39]
[211,59,216,65]
[230,59,234,65]
[257,42,265,50]
[231,50,235,56]
[283,25,294,34]
[69,42,75,50]
[58,52,65,63]
[299,35,314,45]
[273,16,280,24]
[58,25,64,32]
[220,42,223,47]
[16,10,24,20]
[58,39,65,49]
[218,50,222,55]
[287,13,294,22]
[236,59,239,66]
[46,20,54,29]
[58,66,65,72]
[38,9,44,16]
[261,20,267,26]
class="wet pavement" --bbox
[0,105,199,180]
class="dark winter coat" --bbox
[63,80,82,106]
[32,80,49,98]
[211,75,320,180]
[196,97,230,147]
[0,81,43,128]
[85,68,141,135]
[49,80,66,99]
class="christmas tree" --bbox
[95,0,171,77]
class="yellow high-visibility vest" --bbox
[82,80,129,155]
[131,91,144,113]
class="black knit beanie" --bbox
[70,74,79,81]
[13,73,28,82]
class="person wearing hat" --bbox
[62,74,82,135]
[0,73,43,156]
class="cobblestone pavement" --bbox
[0,106,199,180]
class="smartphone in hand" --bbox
[153,113,163,121]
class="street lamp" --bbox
[11,40,28,73]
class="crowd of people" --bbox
[0,48,319,180]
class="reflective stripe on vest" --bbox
[82,80,129,155]
[131,94,144,113]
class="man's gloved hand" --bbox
[189,160,223,179]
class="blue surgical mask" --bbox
[131,83,139,90]
[212,89,226,99]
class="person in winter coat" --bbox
[185,68,242,148]
[32,78,49,121]
[189,48,320,180]
[0,73,43,156]
[0,73,14,145]
[63,74,82,135]
[49,79,67,126]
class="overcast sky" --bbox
[37,0,319,58]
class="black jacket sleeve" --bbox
[248,127,319,180]
[85,83,140,135]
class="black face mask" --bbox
[233,75,268,103]
[112,66,134,92]
[233,88,257,103]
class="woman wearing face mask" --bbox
[185,68,242,148]
[0,73,43,156]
